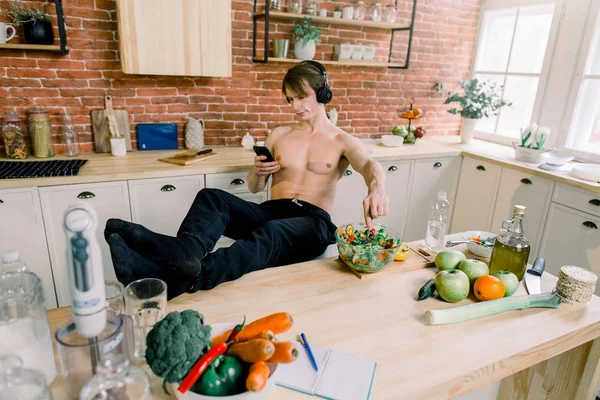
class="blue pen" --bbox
[300,332,319,372]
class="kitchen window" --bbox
[471,0,561,144]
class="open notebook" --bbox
[275,341,376,400]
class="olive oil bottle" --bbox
[488,205,531,281]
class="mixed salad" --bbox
[336,224,402,272]
[470,235,495,248]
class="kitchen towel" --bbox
[276,341,376,400]
[137,123,178,150]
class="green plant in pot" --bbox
[4,1,54,45]
[444,78,511,144]
[292,17,321,60]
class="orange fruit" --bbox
[473,275,505,301]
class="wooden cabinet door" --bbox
[39,182,131,307]
[539,203,600,294]
[129,175,205,236]
[377,161,412,238]
[117,0,232,77]
[0,188,57,309]
[491,169,554,258]
[451,158,502,234]
[405,157,461,241]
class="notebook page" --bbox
[275,341,331,395]
[315,350,376,400]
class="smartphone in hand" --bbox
[253,146,275,162]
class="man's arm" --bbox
[247,130,281,193]
[340,134,389,229]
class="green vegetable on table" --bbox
[145,310,212,394]
[418,279,436,300]
[191,354,249,396]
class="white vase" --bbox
[110,137,127,156]
[460,117,477,144]
[294,40,316,60]
[333,11,342,18]
[185,116,204,149]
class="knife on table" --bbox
[524,257,545,295]
[173,148,213,159]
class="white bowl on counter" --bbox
[462,231,496,258]
[381,135,404,147]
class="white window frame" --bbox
[469,0,564,147]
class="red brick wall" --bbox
[0,0,481,154]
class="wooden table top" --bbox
[47,240,600,399]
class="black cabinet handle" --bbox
[476,165,486,171]
[344,170,353,176]
[388,166,398,172]
[160,184,176,192]
[520,178,532,185]
[433,162,442,168]
[0,199,3,204]
[583,221,598,230]
[77,191,95,199]
[590,199,600,207]
[231,178,245,185]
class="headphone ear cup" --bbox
[320,86,333,104]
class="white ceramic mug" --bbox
[0,22,16,44]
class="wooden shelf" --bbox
[253,10,410,30]
[253,56,405,68]
[0,43,69,52]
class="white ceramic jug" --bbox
[185,117,205,149]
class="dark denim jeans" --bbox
[179,188,336,289]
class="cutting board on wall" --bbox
[91,95,132,153]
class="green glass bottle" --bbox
[488,205,531,281]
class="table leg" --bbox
[575,337,600,400]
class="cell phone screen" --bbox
[253,146,275,162]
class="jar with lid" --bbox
[28,106,53,158]
[353,1,366,20]
[289,0,302,14]
[304,0,318,15]
[368,3,382,22]
[384,5,397,23]
[1,110,27,159]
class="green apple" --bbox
[491,270,519,297]
[435,250,467,271]
[458,259,489,287]
[435,269,470,303]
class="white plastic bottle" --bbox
[424,191,450,252]
[0,250,28,273]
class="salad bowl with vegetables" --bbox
[336,223,402,273]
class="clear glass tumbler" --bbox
[124,278,167,359]
[0,354,52,400]
[105,280,124,314]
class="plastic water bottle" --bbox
[0,250,28,273]
[425,191,450,252]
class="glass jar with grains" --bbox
[2,111,27,159]
[29,106,54,158]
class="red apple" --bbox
[414,127,426,138]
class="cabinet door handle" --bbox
[77,191,95,199]
[344,170,353,176]
[476,165,486,171]
[388,166,398,172]
[0,199,3,204]
[160,184,176,192]
[231,178,245,185]
[590,199,600,207]
[583,221,598,230]
[520,178,532,185]
[433,162,442,168]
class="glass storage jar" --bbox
[289,0,302,14]
[61,109,80,157]
[353,1,366,20]
[304,0,318,15]
[368,3,382,21]
[28,106,53,158]
[2,110,27,159]
[384,5,397,23]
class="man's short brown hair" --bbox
[281,62,325,99]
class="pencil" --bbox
[300,332,319,372]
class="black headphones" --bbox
[301,60,333,104]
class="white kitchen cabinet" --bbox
[0,188,56,309]
[39,182,131,307]
[377,161,412,238]
[129,175,205,236]
[404,157,461,241]
[330,167,367,227]
[451,157,502,234]
[491,169,554,259]
[539,203,600,293]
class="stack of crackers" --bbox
[557,265,598,304]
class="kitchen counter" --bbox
[47,239,600,399]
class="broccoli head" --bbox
[145,310,212,393]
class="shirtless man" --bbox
[105,61,389,299]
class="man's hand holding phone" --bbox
[253,146,280,176]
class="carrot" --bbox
[250,330,275,341]
[212,312,293,345]
[227,339,275,363]
[246,361,270,392]
[268,341,299,363]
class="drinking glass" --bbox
[105,280,124,314]
[124,278,167,359]
[0,355,51,400]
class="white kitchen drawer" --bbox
[0,187,56,309]
[129,175,205,236]
[552,183,600,218]
[206,171,261,194]
[39,182,131,307]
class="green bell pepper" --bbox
[191,355,248,396]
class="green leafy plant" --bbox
[3,1,51,26]
[334,6,341,11]
[292,17,321,46]
[444,78,511,120]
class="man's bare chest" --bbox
[274,136,344,176]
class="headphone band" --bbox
[302,60,329,87]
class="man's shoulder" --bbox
[332,128,359,145]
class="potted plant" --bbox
[444,78,511,144]
[514,123,549,163]
[4,1,53,45]
[292,17,321,60]
[333,6,342,18]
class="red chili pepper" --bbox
[226,316,246,343]
[177,342,228,394]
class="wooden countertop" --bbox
[47,240,600,399]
